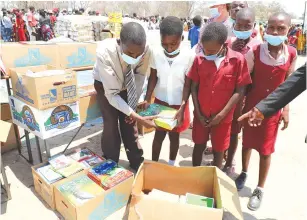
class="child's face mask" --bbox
[264,33,287,46]
[233,29,253,40]
[203,45,223,61]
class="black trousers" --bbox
[94,80,143,170]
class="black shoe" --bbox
[248,188,264,211]
[235,172,247,191]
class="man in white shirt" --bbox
[93,22,155,171]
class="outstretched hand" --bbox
[238,107,264,127]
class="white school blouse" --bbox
[150,47,195,105]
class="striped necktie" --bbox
[125,65,138,110]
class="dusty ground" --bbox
[1,32,306,220]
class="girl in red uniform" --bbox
[13,9,26,42]
[144,16,194,166]
[188,22,251,169]
[236,12,297,211]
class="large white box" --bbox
[9,96,80,139]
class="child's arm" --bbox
[191,80,209,126]
[143,68,158,107]
[174,76,191,125]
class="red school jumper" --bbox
[242,45,296,155]
[188,48,251,152]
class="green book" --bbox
[186,193,214,208]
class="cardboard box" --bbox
[9,96,80,140]
[1,43,58,76]
[79,91,100,124]
[0,120,12,143]
[1,103,12,121]
[10,65,78,110]
[1,119,19,153]
[57,43,97,69]
[128,161,243,220]
[54,171,134,220]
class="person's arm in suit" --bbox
[238,63,306,126]
[256,63,306,117]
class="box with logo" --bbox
[9,96,80,140]
[10,65,78,110]
[56,43,97,69]
[1,43,58,76]
[128,161,243,220]
[54,170,134,220]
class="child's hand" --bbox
[125,116,135,124]
[207,114,223,127]
[174,107,184,127]
[232,39,246,52]
[279,110,289,130]
[198,115,210,127]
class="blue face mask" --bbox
[264,33,287,46]
[203,45,223,61]
[121,53,143,65]
[209,8,220,18]
[233,29,253,40]
[164,48,180,56]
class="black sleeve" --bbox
[256,63,306,117]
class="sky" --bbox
[277,0,306,17]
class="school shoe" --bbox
[248,188,264,211]
[222,166,235,176]
[235,172,247,191]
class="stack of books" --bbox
[69,148,94,162]
[49,155,84,178]
[80,156,104,168]
[139,104,178,130]
[57,174,104,206]
[88,160,133,190]
[37,165,64,184]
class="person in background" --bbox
[144,16,194,166]
[229,1,248,24]
[49,10,57,28]
[39,9,53,41]
[79,8,85,15]
[53,8,59,17]
[96,11,99,16]
[67,8,73,15]
[235,12,296,211]
[93,22,156,171]
[27,6,38,41]
[13,9,27,42]
[188,15,202,48]
[223,8,262,175]
[1,11,13,42]
[296,25,304,55]
[188,22,251,169]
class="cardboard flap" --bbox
[215,168,243,220]
[0,120,12,143]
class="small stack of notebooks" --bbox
[139,104,178,130]
[57,174,104,206]
[37,165,64,184]
[49,155,84,178]
[88,160,134,190]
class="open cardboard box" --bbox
[10,65,78,110]
[128,161,243,220]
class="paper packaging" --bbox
[9,96,80,140]
[54,171,134,220]
[128,161,243,220]
[56,43,97,69]
[10,65,78,110]
[1,43,58,76]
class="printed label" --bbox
[40,89,57,103]
[15,76,34,104]
[14,48,51,67]
[21,106,40,131]
[44,105,79,131]
[67,47,95,68]
[62,86,76,99]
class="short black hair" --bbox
[79,8,84,12]
[193,15,202,27]
[160,16,183,37]
[236,8,255,22]
[201,22,228,44]
[120,22,146,46]
[269,12,291,26]
[29,6,35,11]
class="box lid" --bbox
[0,120,12,143]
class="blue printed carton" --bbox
[9,96,80,139]
[10,65,78,110]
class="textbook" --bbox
[139,103,178,130]
[55,161,84,178]
[185,193,214,208]
[37,165,63,184]
[81,156,105,168]
[69,148,94,162]
[49,155,71,170]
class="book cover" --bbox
[186,193,214,208]
[88,160,117,176]
[139,104,178,130]
[81,156,104,168]
[37,165,63,184]
[49,154,72,170]
[99,167,133,190]
[55,161,84,178]
[57,175,104,206]
[69,148,94,162]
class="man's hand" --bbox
[279,109,289,130]
[231,39,246,52]
[125,116,135,124]
[139,116,158,128]
[238,107,264,127]
[138,101,150,111]
[174,106,185,127]
[206,114,223,127]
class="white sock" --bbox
[256,186,264,192]
[242,171,248,175]
[168,160,175,166]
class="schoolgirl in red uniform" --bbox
[188,22,251,169]
[236,12,297,211]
